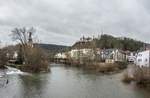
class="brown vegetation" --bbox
[0,49,8,69]
[122,66,150,89]
[11,27,49,73]
[122,71,134,83]
[92,62,126,73]
[133,67,150,88]
[20,46,49,73]
[70,61,127,73]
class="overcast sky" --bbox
[0,0,150,46]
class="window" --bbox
[145,59,148,62]
[138,59,142,62]
[138,54,142,56]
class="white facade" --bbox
[101,49,126,62]
[70,49,95,60]
[55,53,67,59]
[136,50,150,67]
[13,51,18,59]
[113,49,126,62]
[70,49,79,59]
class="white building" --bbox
[6,51,18,60]
[13,51,18,59]
[70,49,78,59]
[127,52,137,63]
[136,50,150,67]
[70,49,95,61]
[101,49,126,63]
[55,53,67,59]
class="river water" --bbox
[0,64,150,98]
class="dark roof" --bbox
[102,49,126,54]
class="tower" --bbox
[28,32,33,47]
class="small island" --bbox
[1,27,50,73]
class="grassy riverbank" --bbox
[68,61,128,74]
[122,65,150,90]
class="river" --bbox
[0,64,150,98]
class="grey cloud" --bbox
[0,0,150,45]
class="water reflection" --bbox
[0,65,150,98]
[19,74,49,98]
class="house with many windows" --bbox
[127,52,137,63]
[100,49,126,63]
[70,48,95,61]
[136,50,150,67]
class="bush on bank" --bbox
[134,67,150,88]
[0,49,8,69]
[70,60,127,73]
[122,66,150,89]
[19,46,50,73]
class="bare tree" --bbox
[11,27,49,72]
[11,27,35,64]
[11,27,35,47]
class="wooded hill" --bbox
[72,34,145,51]
[37,43,70,58]
[37,43,70,54]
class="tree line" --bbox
[94,34,144,51]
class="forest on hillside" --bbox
[72,34,144,51]
[95,34,144,51]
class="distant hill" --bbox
[2,43,70,58]
[37,43,70,54]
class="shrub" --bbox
[133,67,150,88]
[116,61,128,69]
[23,46,49,73]
[0,49,8,69]
[122,71,133,83]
